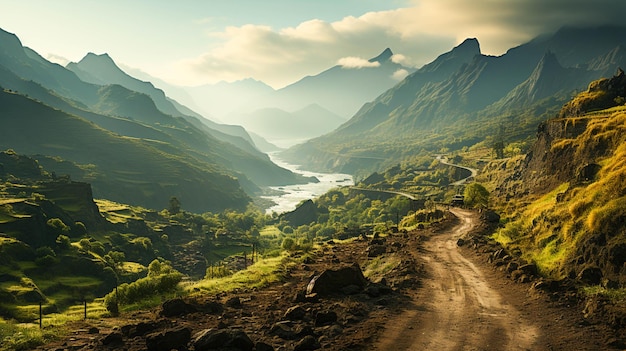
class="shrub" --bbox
[103,271,182,312]
[281,237,295,251]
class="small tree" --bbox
[463,183,490,208]
[169,196,181,214]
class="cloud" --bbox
[177,0,626,88]
[46,53,70,66]
[392,69,409,81]
[337,57,381,69]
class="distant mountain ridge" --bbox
[158,48,414,147]
[0,27,313,212]
[282,26,626,174]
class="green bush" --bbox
[103,262,182,312]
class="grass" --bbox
[186,254,291,295]
[581,286,626,302]
[0,318,61,351]
[362,254,401,281]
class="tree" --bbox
[463,183,490,208]
[169,196,181,214]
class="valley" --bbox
[0,18,626,351]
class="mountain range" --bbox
[159,48,413,147]
[282,26,626,174]
[0,28,313,212]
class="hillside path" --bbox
[374,208,539,350]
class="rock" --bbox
[306,263,367,296]
[101,332,123,346]
[160,298,197,317]
[201,300,224,314]
[315,311,337,326]
[193,328,254,351]
[270,322,297,340]
[340,284,361,295]
[456,238,466,247]
[146,326,191,351]
[225,296,242,308]
[122,321,159,338]
[256,341,275,351]
[284,305,307,320]
[295,324,315,337]
[293,290,307,303]
[305,293,320,303]
[519,263,538,276]
[577,266,603,285]
[366,245,386,257]
[294,335,320,351]
[480,209,500,223]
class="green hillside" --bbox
[485,71,626,286]
[0,89,249,213]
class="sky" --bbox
[1,0,625,89]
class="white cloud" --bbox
[46,53,70,66]
[175,0,626,88]
[337,57,381,69]
[392,68,409,81]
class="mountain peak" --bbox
[78,52,116,66]
[454,38,481,56]
[369,48,394,63]
[532,51,564,79]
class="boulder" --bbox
[146,326,191,351]
[193,328,254,351]
[294,335,321,351]
[306,263,367,296]
[160,298,197,317]
[270,322,297,340]
[284,305,307,321]
[366,245,386,257]
[315,311,337,326]
[101,332,123,346]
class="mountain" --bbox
[66,52,265,155]
[488,52,592,110]
[165,49,413,147]
[229,104,347,148]
[282,26,626,174]
[0,89,249,212]
[180,79,275,120]
[0,27,314,212]
[261,48,415,118]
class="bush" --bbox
[103,271,183,312]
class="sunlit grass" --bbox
[362,255,401,281]
[0,318,61,351]
[186,254,291,295]
[259,225,281,237]
[581,286,626,302]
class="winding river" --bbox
[262,154,354,214]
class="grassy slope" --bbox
[0,90,248,213]
[493,107,626,284]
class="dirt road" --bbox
[374,208,539,350]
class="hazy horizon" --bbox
[1,0,625,89]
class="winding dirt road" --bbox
[374,208,539,350]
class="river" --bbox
[262,153,354,214]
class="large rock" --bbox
[306,263,367,296]
[160,298,197,317]
[193,328,254,351]
[146,326,191,351]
